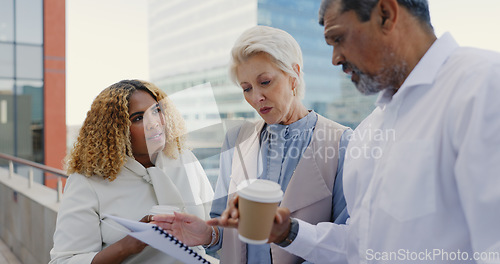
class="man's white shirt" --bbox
[283,33,500,263]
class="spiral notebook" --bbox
[103,214,211,264]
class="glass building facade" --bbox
[256,0,377,128]
[0,0,44,162]
[148,0,376,185]
[0,0,66,187]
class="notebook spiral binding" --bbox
[152,225,212,264]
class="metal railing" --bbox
[0,153,68,202]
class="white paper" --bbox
[102,214,211,264]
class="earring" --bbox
[292,79,298,96]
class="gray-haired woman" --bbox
[153,25,351,264]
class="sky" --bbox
[65,0,500,126]
[66,0,149,126]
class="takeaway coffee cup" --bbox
[149,205,181,215]
[237,179,283,244]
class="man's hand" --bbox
[207,195,293,244]
[268,207,291,244]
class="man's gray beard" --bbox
[354,62,408,96]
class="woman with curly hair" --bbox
[50,80,214,264]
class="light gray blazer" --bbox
[221,115,347,264]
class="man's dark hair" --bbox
[319,0,432,30]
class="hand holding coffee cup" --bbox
[206,196,240,228]
[236,179,283,244]
[206,194,293,244]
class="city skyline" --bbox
[66,0,500,126]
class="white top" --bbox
[50,150,214,264]
[284,33,500,263]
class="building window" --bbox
[0,0,14,42]
[1,100,7,123]
[0,43,14,78]
[15,0,43,45]
[16,45,43,79]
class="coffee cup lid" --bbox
[237,179,283,203]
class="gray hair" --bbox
[229,25,305,99]
[319,0,432,30]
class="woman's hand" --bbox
[152,212,213,247]
[117,214,152,254]
[91,215,151,264]
[109,215,153,256]
[206,195,240,228]
[115,235,148,255]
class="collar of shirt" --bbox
[123,157,148,180]
[123,152,168,184]
[375,32,460,108]
[263,110,316,140]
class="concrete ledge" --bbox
[0,237,22,264]
[0,167,60,264]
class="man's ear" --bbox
[376,0,398,32]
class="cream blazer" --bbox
[50,150,213,264]
[221,115,347,264]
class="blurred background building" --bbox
[0,0,66,188]
[148,0,377,185]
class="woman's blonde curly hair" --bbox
[66,80,187,181]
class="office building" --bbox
[0,0,66,188]
[148,0,376,184]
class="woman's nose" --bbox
[253,90,265,104]
[146,121,160,130]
